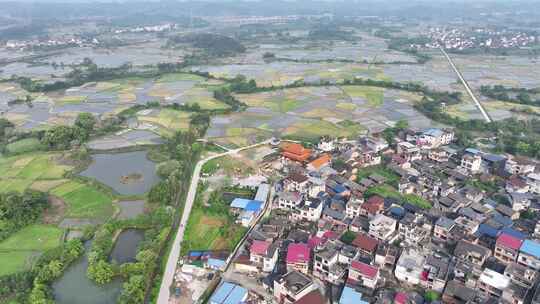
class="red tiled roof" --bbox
[286,243,310,264]
[250,240,270,256]
[350,260,378,279]
[307,236,326,249]
[308,154,331,170]
[497,233,523,250]
[395,292,408,304]
[322,231,338,240]
[507,175,528,189]
[352,233,379,252]
[281,142,312,162]
[367,195,384,206]
[294,290,324,304]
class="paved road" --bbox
[440,47,492,123]
[156,140,270,304]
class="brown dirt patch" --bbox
[43,195,67,225]
[200,215,223,227]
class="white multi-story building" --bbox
[369,214,397,241]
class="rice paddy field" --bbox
[0,224,63,276]
[0,153,72,193]
[206,85,433,148]
[50,181,115,221]
[0,73,227,130]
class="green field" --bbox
[284,119,364,140]
[341,85,384,107]
[0,224,63,276]
[0,153,72,193]
[5,138,43,154]
[181,186,248,255]
[138,108,191,135]
[51,181,114,220]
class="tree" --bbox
[75,112,97,133]
[395,119,409,130]
[88,260,114,284]
[118,275,145,304]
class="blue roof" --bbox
[478,223,499,238]
[329,183,347,193]
[189,251,204,257]
[520,240,540,259]
[390,206,405,215]
[207,258,226,269]
[210,282,247,304]
[340,286,369,304]
[492,214,513,227]
[501,227,527,240]
[465,148,481,155]
[230,198,251,209]
[245,201,263,212]
[423,128,444,137]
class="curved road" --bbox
[157,140,270,304]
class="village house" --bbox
[420,254,450,292]
[395,248,425,285]
[345,196,364,218]
[313,242,341,282]
[518,239,540,270]
[292,197,323,222]
[428,148,450,163]
[318,137,335,152]
[527,172,540,194]
[502,283,529,304]
[277,191,303,210]
[454,240,491,267]
[368,214,397,241]
[416,128,454,149]
[506,175,530,193]
[505,156,536,175]
[284,172,310,193]
[460,150,482,174]
[352,233,379,256]
[374,243,399,268]
[433,217,455,241]
[396,141,422,162]
[286,243,311,274]
[442,280,477,304]
[360,195,385,218]
[249,240,279,272]
[398,213,432,246]
[360,136,388,153]
[273,271,318,304]
[307,154,331,172]
[477,268,511,298]
[494,233,523,264]
[504,262,538,288]
[281,142,312,163]
[347,260,380,289]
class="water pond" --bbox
[52,242,122,304]
[79,150,159,195]
[109,228,145,264]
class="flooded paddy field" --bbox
[207,85,436,148]
[0,73,226,130]
[452,54,540,89]
[87,129,164,150]
[79,150,159,196]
